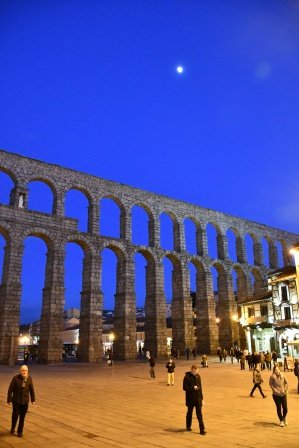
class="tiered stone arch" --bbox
[0,149,298,364]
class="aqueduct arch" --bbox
[0,149,298,364]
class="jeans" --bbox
[186,403,205,431]
[11,403,28,435]
[250,383,265,397]
[272,394,288,421]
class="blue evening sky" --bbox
[0,0,299,323]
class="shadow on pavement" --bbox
[253,422,278,427]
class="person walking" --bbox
[185,347,191,360]
[269,365,288,427]
[217,347,222,362]
[229,347,235,364]
[294,359,299,394]
[192,347,197,360]
[149,356,156,379]
[107,351,113,366]
[166,358,176,386]
[183,364,206,435]
[265,351,272,371]
[7,365,35,438]
[271,351,278,365]
[240,352,246,370]
[249,366,266,398]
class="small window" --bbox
[283,306,291,320]
[281,285,288,302]
[260,305,268,317]
[248,307,254,317]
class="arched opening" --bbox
[163,256,173,311]
[210,266,218,315]
[27,180,54,214]
[21,236,47,325]
[65,189,89,232]
[261,237,270,268]
[134,252,147,308]
[160,212,174,251]
[249,272,255,295]
[132,205,149,246]
[0,232,6,284]
[101,247,118,354]
[0,171,14,204]
[184,218,197,255]
[65,242,85,311]
[100,198,121,238]
[275,240,284,268]
[245,233,255,265]
[206,223,218,259]
[226,228,237,262]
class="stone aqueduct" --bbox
[0,149,298,364]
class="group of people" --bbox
[5,351,299,439]
[185,346,197,360]
[217,346,279,372]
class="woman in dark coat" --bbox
[183,364,206,435]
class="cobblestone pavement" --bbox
[0,357,298,447]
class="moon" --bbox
[176,66,184,74]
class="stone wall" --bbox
[0,149,298,363]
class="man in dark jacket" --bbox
[183,364,206,435]
[7,365,35,438]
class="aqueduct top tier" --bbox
[0,149,298,364]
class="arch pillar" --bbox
[217,233,228,260]
[236,236,246,263]
[217,272,240,348]
[39,245,65,364]
[253,241,263,266]
[196,225,207,256]
[77,251,103,362]
[113,255,136,359]
[88,199,100,234]
[149,214,160,247]
[269,242,279,269]
[171,261,194,353]
[53,190,64,216]
[144,260,168,357]
[0,239,24,364]
[195,269,219,354]
[120,209,132,241]
[174,221,185,252]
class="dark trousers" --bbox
[186,403,204,431]
[250,383,265,397]
[272,394,288,421]
[11,403,28,435]
[150,367,155,379]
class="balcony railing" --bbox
[246,316,268,324]
[273,319,299,327]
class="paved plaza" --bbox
[0,357,298,448]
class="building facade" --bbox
[239,244,299,358]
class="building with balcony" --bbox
[239,243,299,357]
